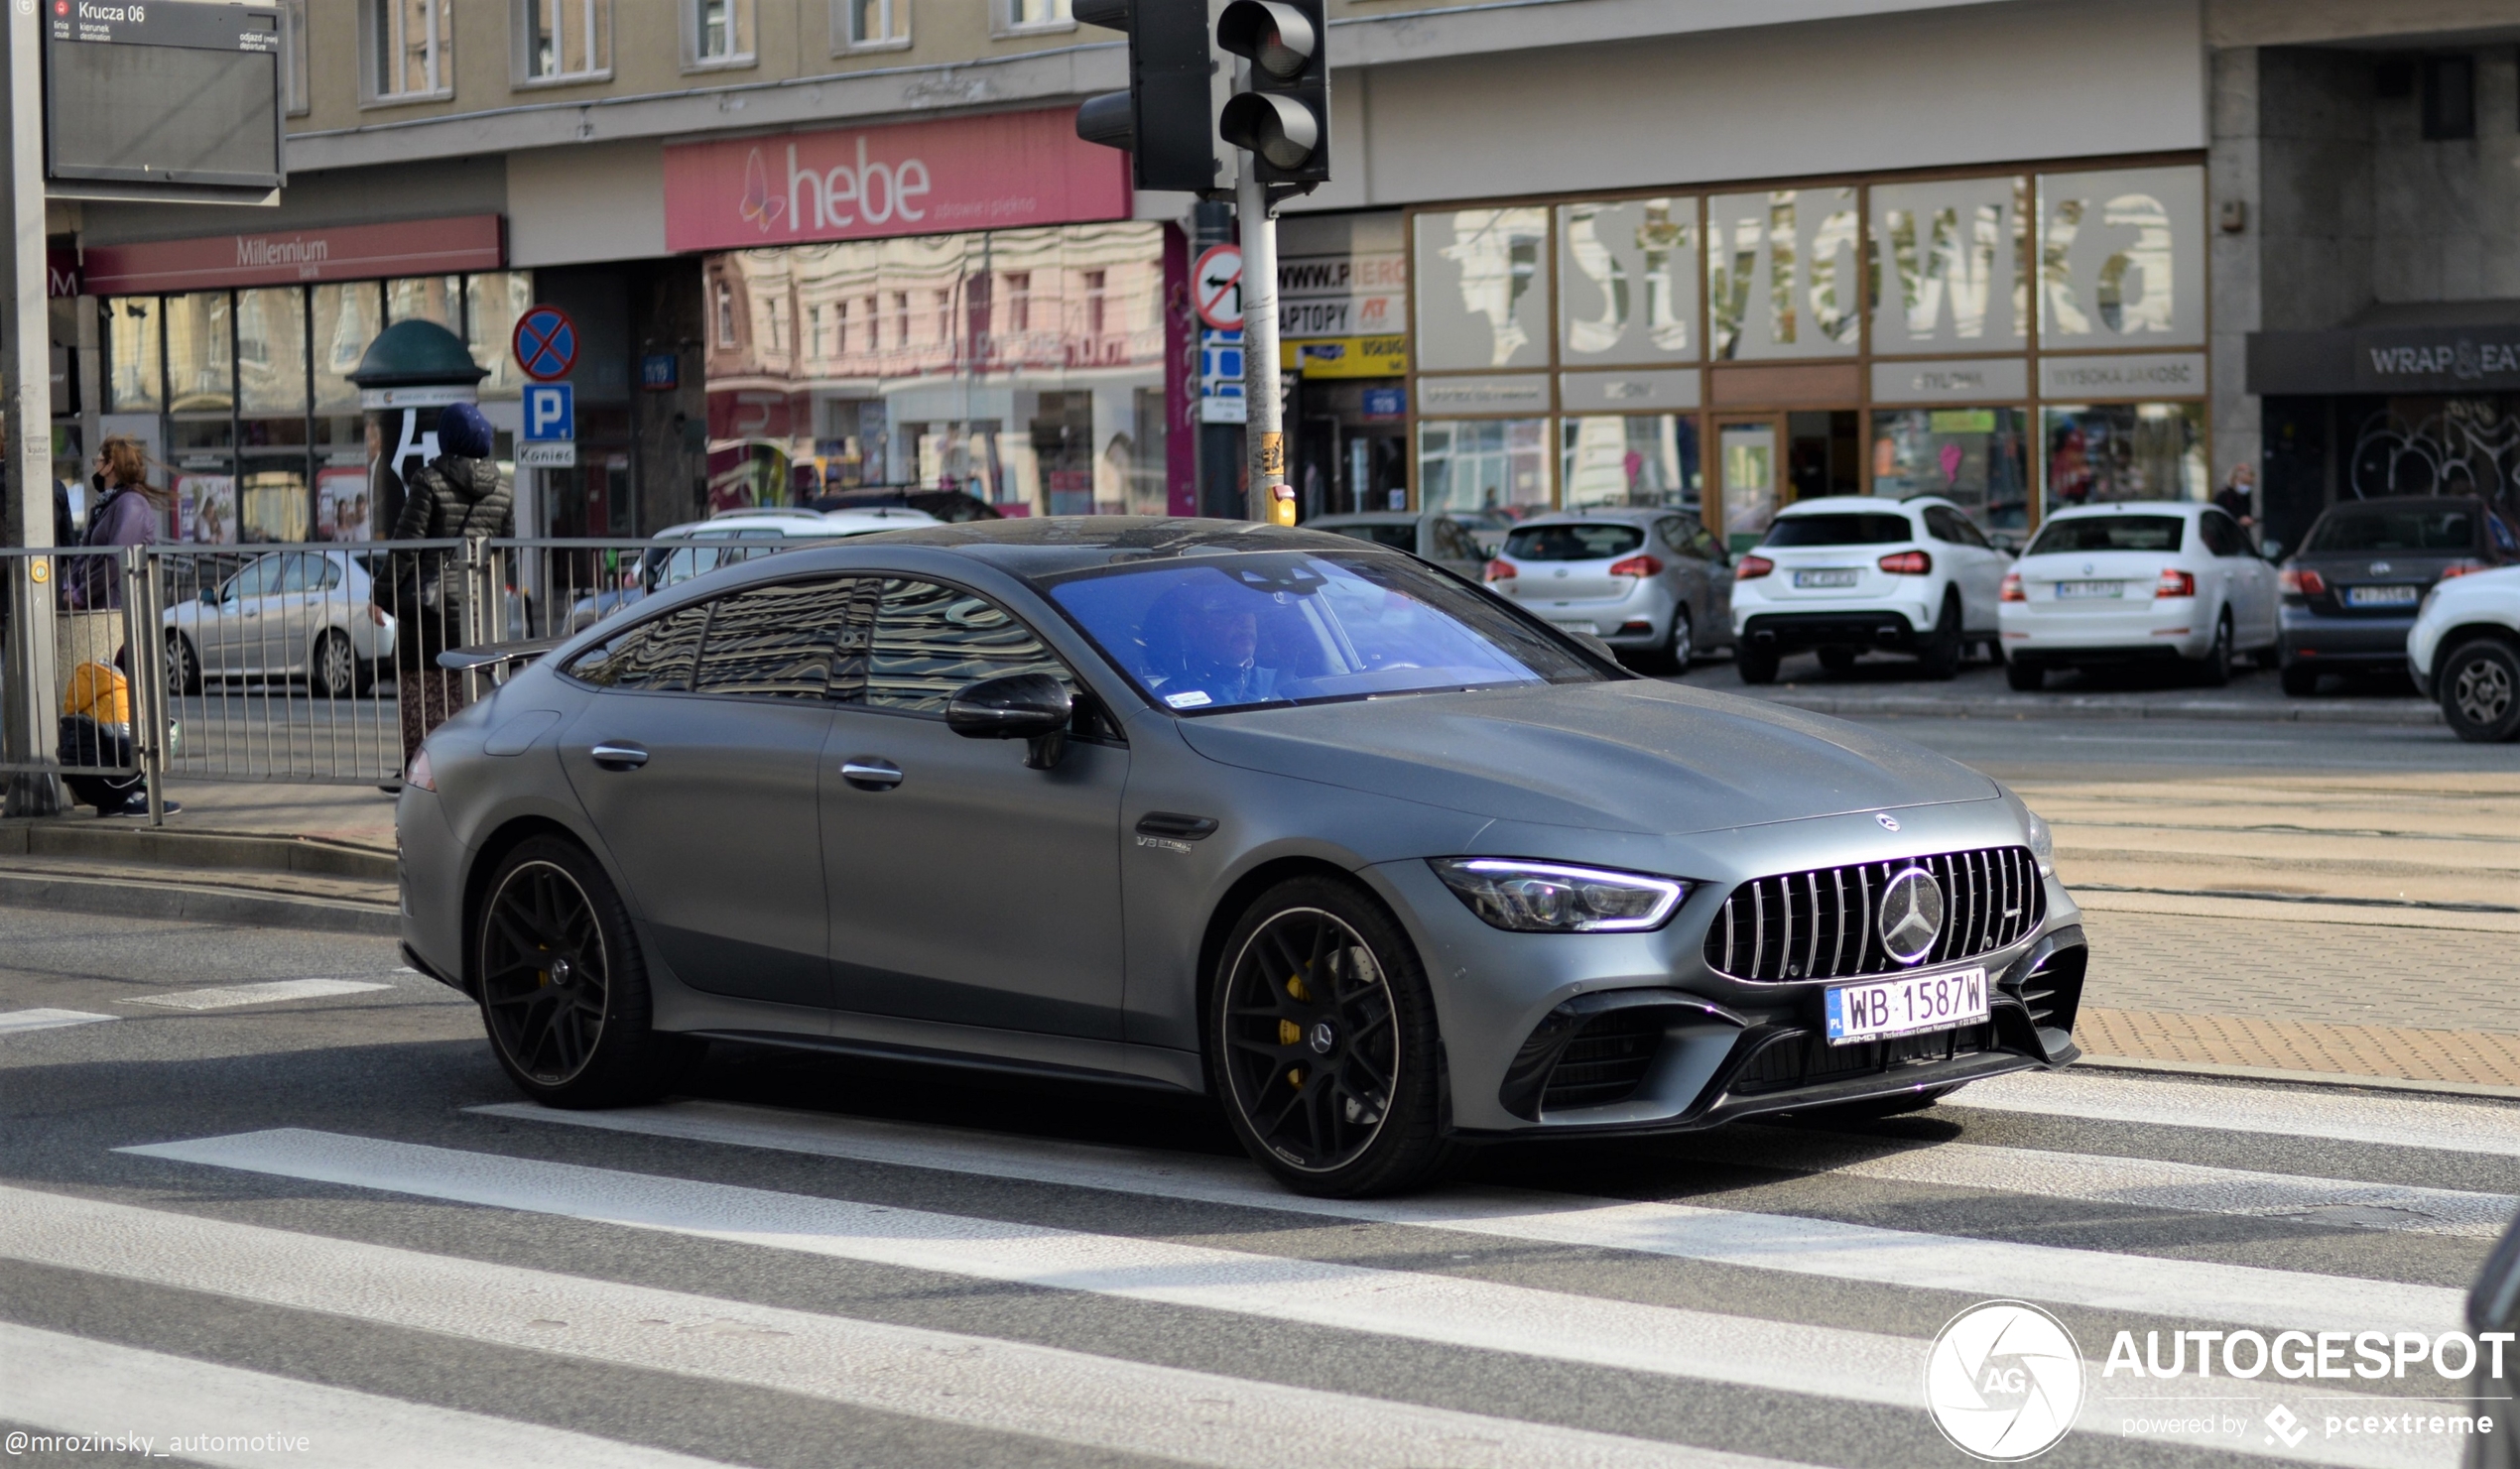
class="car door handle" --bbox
[589,742,649,771]
[840,758,903,791]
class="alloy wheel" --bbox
[2455,656,2514,726]
[1668,610,1694,670]
[478,859,610,1085]
[1219,907,1400,1173]
[313,633,356,699]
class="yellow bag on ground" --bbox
[64,661,130,727]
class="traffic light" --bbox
[1073,0,1227,194]
[1215,0,1328,186]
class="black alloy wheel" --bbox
[474,836,699,1106]
[2441,638,2520,743]
[2192,611,2234,688]
[1916,592,1963,680]
[310,630,358,700]
[1211,877,1459,1196]
[164,631,202,695]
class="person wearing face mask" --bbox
[385,401,512,773]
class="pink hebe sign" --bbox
[663,108,1132,253]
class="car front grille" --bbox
[1539,1010,1665,1112]
[1702,846,2043,982]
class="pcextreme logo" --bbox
[1925,1300,2085,1461]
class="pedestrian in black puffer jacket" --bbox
[389,402,512,769]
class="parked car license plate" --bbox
[1793,569,1860,589]
[1551,619,1598,634]
[1825,966,1989,1045]
[2055,580,2121,599]
[2344,584,2421,607]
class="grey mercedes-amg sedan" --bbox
[398,519,2085,1197]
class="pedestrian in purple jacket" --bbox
[69,436,166,610]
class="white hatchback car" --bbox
[1996,502,2277,689]
[1729,495,2010,683]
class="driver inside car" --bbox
[1143,580,1283,709]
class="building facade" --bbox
[38,0,2520,551]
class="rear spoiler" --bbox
[436,636,564,673]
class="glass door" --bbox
[1715,418,1780,554]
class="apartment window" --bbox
[2421,55,2474,141]
[518,0,611,84]
[687,0,756,68]
[865,295,881,349]
[808,306,824,357]
[1006,272,1030,333]
[365,0,449,102]
[714,281,737,346]
[894,293,911,349]
[836,0,909,52]
[1084,269,1107,336]
[935,290,953,344]
[997,0,1071,36]
[280,0,311,115]
[834,301,849,354]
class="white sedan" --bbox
[1997,502,2278,689]
[162,549,398,699]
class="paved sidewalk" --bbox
[1670,651,2440,725]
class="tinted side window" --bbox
[865,578,1069,714]
[2199,512,2238,556]
[692,578,860,699]
[1432,519,1481,561]
[567,603,709,691]
[1923,507,1966,544]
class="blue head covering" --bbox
[436,401,494,460]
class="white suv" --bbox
[2409,563,2520,742]
[1729,495,2010,683]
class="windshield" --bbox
[2026,516,2187,554]
[2307,508,2475,553]
[1046,551,1603,714]
[1503,524,1644,561]
[1764,513,1914,548]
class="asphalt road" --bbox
[0,905,2507,1469]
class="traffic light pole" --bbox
[1235,147,1290,526]
[1,2,65,816]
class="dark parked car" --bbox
[2278,496,2519,695]
[2467,1208,2520,1467]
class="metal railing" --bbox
[0,534,841,819]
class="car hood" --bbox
[1175,678,1997,834]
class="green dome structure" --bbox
[347,319,490,389]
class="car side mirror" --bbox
[2261,539,2284,561]
[945,672,1072,770]
[199,587,219,605]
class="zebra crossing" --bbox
[0,1060,2502,1469]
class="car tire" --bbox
[1817,646,1858,673]
[1915,593,1963,680]
[2439,638,2520,744]
[2279,661,2320,697]
[2005,658,2045,692]
[1736,642,1780,685]
[163,631,202,696]
[473,835,704,1108]
[1208,875,1463,1198]
[1663,607,1695,673]
[2191,611,2233,688]
[310,630,358,701]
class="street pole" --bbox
[2,0,65,816]
[1233,114,1290,526]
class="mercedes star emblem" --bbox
[1875,812,1901,831]
[1877,866,1946,965]
[2370,560,2392,576]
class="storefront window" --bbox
[105,297,162,413]
[1707,187,1859,360]
[1871,407,2030,532]
[1561,414,1698,510]
[165,292,233,413]
[2042,402,2207,513]
[467,272,536,399]
[1718,422,1777,548]
[1419,418,1549,518]
[1557,198,1698,366]
[386,276,462,333]
[312,282,383,422]
[1413,208,1549,371]
[236,288,309,416]
[1866,177,2029,354]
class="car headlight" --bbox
[1429,858,1687,932]
[2022,806,2054,877]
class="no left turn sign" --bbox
[1194,244,1243,330]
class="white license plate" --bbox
[2344,585,2420,607]
[1551,619,1598,634]
[1825,966,1989,1045]
[2055,580,2122,599]
[1793,569,1860,589]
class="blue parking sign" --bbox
[523,383,574,442]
